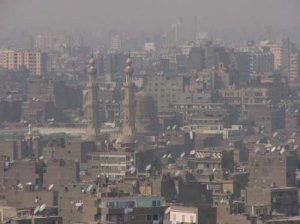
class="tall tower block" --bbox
[85,56,100,140]
[122,57,136,137]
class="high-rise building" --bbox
[234,47,274,76]
[0,49,47,75]
[260,41,282,70]
[110,34,122,51]
[289,52,300,81]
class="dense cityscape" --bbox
[0,1,300,224]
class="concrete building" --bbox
[96,195,166,224]
[0,49,47,75]
[167,205,216,224]
[248,149,296,188]
[110,34,122,52]
[260,41,282,70]
[145,74,185,112]
[88,151,131,180]
[234,47,274,77]
[289,52,300,81]
[220,86,269,106]
[135,90,158,135]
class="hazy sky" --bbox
[1,0,299,44]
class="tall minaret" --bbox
[122,57,136,137]
[85,55,99,140]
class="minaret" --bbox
[122,57,136,137]
[85,55,99,140]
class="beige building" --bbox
[260,41,282,70]
[289,52,300,81]
[145,75,185,112]
[220,86,269,106]
[0,49,47,75]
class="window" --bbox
[147,215,152,221]
[153,214,158,220]
[182,215,185,222]
[152,200,157,207]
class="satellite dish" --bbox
[129,166,136,174]
[26,182,33,186]
[145,164,152,171]
[165,207,171,214]
[167,154,172,158]
[180,152,185,158]
[272,132,278,138]
[295,109,298,113]
[212,168,216,173]
[39,204,46,212]
[254,147,260,153]
[17,183,23,189]
[190,150,196,155]
[271,147,276,153]
[172,125,177,130]
[166,126,171,130]
[162,154,167,159]
[189,131,193,140]
[33,206,40,215]
[294,145,299,150]
[166,141,171,145]
[256,140,260,145]
[39,156,44,160]
[48,184,54,191]
[75,201,83,207]
[130,157,134,162]
[175,171,180,176]
[86,184,94,192]
[280,148,285,154]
